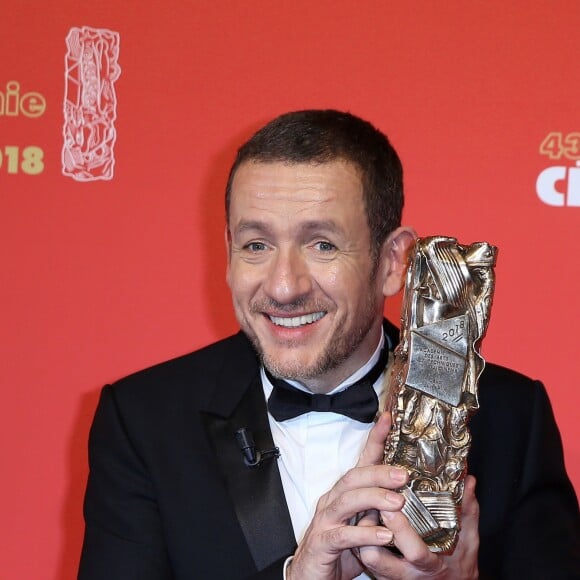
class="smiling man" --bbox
[79,110,580,580]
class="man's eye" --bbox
[245,242,267,252]
[315,241,336,252]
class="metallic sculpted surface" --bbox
[383,236,497,553]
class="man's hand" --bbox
[287,412,480,580]
[357,474,480,579]
[287,413,408,580]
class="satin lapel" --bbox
[201,352,296,571]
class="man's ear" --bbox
[381,226,417,297]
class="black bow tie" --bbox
[266,347,389,423]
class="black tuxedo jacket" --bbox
[79,322,580,579]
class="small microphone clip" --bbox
[235,427,280,468]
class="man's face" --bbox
[226,160,393,393]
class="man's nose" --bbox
[262,247,312,304]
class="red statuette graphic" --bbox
[62,26,121,181]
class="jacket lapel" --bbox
[200,334,296,571]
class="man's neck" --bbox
[283,331,385,395]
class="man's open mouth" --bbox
[268,311,326,328]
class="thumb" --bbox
[357,411,392,467]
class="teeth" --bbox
[270,311,325,328]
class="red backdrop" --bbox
[2,2,578,578]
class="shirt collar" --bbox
[261,332,388,401]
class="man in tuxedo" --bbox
[79,110,580,579]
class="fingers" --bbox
[448,475,480,577]
[360,476,480,579]
[357,411,392,468]
[461,475,480,530]
[359,510,444,579]
[290,522,396,579]
[289,450,408,579]
[322,523,395,552]
[383,510,440,569]
[326,463,407,515]
[454,476,480,556]
[319,485,405,528]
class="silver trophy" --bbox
[383,236,497,553]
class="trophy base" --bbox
[399,485,459,554]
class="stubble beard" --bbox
[243,286,381,384]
